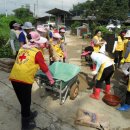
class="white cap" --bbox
[60,29,65,33]
[124,30,130,37]
[13,23,21,27]
[35,37,47,44]
[36,25,46,33]
[53,33,62,39]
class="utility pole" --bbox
[37,0,39,17]
[5,0,7,17]
[62,0,63,10]
[34,3,36,17]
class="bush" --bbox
[94,26,114,36]
[0,14,35,58]
[94,25,127,37]
[71,21,81,30]
[0,44,13,58]
[0,15,22,47]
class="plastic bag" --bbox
[75,109,110,130]
[99,43,107,54]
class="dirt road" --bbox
[0,31,130,130]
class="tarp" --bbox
[36,62,81,82]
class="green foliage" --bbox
[94,26,114,37]
[94,25,125,38]
[98,0,129,20]
[71,21,81,30]
[0,15,22,47]
[13,8,35,23]
[70,0,129,21]
[0,7,36,57]
[0,44,13,58]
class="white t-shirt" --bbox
[91,52,114,73]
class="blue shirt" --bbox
[19,32,26,44]
[49,31,53,38]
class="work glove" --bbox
[45,70,55,85]
[63,52,67,58]
[50,79,55,85]
[81,51,89,56]
[91,70,97,76]
[120,58,125,64]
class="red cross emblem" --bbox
[19,53,26,61]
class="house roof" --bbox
[71,16,85,21]
[36,15,55,20]
[46,8,72,16]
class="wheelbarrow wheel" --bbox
[70,83,79,100]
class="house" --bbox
[36,8,72,28]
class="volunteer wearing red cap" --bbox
[82,46,115,100]
[9,31,54,130]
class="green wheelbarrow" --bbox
[35,62,81,105]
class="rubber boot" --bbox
[104,84,111,94]
[90,88,101,100]
[21,117,36,130]
[118,63,120,68]
[116,104,130,111]
[30,111,38,120]
[114,63,118,69]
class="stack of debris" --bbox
[0,58,15,73]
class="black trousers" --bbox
[114,51,123,64]
[125,91,130,105]
[11,81,32,118]
[96,65,114,88]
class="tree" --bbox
[13,7,35,23]
[97,0,117,20]
[115,0,129,20]
[70,0,129,22]
[98,0,129,20]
